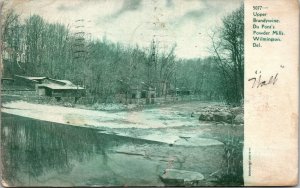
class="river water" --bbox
[1,112,225,186]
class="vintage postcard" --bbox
[0,0,298,186]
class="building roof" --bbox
[26,76,47,80]
[15,75,47,81]
[16,75,85,90]
[39,78,84,90]
[38,83,85,90]
[57,80,73,85]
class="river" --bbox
[1,101,240,186]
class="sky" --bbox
[5,0,243,59]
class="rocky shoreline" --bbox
[191,105,244,124]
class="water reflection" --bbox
[1,113,153,186]
[1,112,241,186]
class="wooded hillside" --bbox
[1,6,243,105]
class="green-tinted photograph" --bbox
[1,0,244,186]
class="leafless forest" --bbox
[1,5,243,105]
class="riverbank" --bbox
[1,90,225,112]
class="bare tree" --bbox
[1,9,23,77]
[209,5,244,105]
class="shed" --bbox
[116,80,156,104]
[37,82,85,98]
[14,75,47,89]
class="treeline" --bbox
[209,5,244,104]
[1,5,243,105]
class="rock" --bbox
[160,169,204,186]
[234,114,244,124]
[231,107,243,116]
[206,113,214,121]
[198,113,207,121]
[177,112,185,116]
[213,112,234,123]
[63,102,73,107]
[198,112,216,121]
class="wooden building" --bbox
[14,75,47,89]
[13,75,85,100]
[37,79,85,98]
[116,80,156,104]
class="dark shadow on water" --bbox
[1,112,159,186]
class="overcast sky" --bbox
[6,0,242,58]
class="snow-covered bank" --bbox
[2,101,198,129]
[2,100,228,147]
